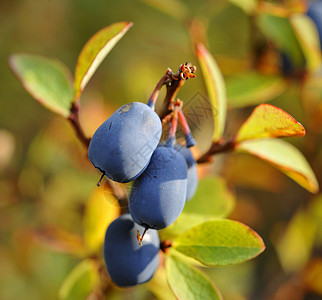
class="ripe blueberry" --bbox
[129,145,188,230]
[307,0,322,49]
[88,102,162,183]
[104,214,160,287]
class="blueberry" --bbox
[88,102,162,183]
[307,0,322,49]
[129,146,188,229]
[174,144,199,201]
[104,214,160,287]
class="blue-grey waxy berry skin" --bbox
[174,144,199,201]
[307,1,322,49]
[104,214,160,287]
[88,102,162,183]
[129,146,188,230]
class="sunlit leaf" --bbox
[303,258,322,295]
[257,13,305,68]
[83,186,120,253]
[139,0,189,21]
[275,209,317,272]
[237,139,319,193]
[290,13,322,73]
[173,220,265,266]
[235,104,305,142]
[9,54,74,117]
[228,0,257,14]
[74,22,133,100]
[166,254,222,300]
[196,43,227,142]
[59,259,99,300]
[226,72,287,108]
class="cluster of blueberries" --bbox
[88,92,198,286]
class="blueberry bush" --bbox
[3,1,322,299]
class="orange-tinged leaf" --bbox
[235,104,305,142]
[83,186,120,253]
[237,139,319,193]
[74,22,133,100]
[290,14,322,73]
[196,43,227,142]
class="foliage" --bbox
[2,0,322,299]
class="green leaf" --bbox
[74,22,133,100]
[290,13,322,73]
[226,72,287,108]
[9,54,74,118]
[196,43,227,142]
[236,139,319,193]
[173,220,265,266]
[83,187,120,253]
[166,254,222,300]
[257,12,305,68]
[235,104,305,142]
[228,0,257,14]
[184,176,235,218]
[59,259,99,300]
[159,177,235,240]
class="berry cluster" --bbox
[88,63,198,287]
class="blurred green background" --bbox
[0,0,321,299]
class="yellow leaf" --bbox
[235,104,305,142]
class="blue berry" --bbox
[129,146,188,229]
[104,214,160,287]
[88,102,162,183]
[307,0,322,49]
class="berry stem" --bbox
[159,63,196,119]
[96,173,105,187]
[147,70,172,110]
[178,108,196,148]
[137,227,149,246]
[160,240,172,253]
[166,100,180,148]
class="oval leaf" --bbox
[173,220,265,266]
[235,103,305,142]
[256,13,305,68]
[9,54,74,117]
[196,43,227,142]
[290,13,322,73]
[83,186,120,253]
[166,254,222,300]
[74,22,133,100]
[237,138,319,193]
[226,72,287,108]
[59,259,99,300]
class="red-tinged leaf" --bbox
[196,43,227,142]
[173,220,265,266]
[9,54,74,117]
[74,22,133,100]
[290,14,322,73]
[235,104,305,142]
[237,139,319,193]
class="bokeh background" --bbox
[0,0,321,299]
